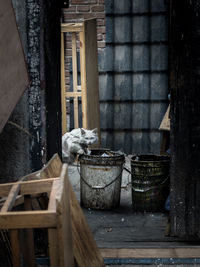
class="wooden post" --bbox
[61,32,67,135]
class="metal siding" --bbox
[99,0,168,154]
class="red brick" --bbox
[77,5,91,12]
[82,13,95,19]
[95,12,105,19]
[97,26,106,34]
[97,33,103,41]
[98,0,104,4]
[97,18,105,26]
[97,41,106,48]
[63,6,76,12]
[66,49,72,56]
[91,5,104,12]
[63,13,83,20]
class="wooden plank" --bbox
[40,153,63,179]
[0,178,58,197]
[72,32,79,128]
[61,23,83,33]
[100,248,200,259]
[10,230,20,267]
[56,164,74,266]
[159,105,170,131]
[79,30,88,129]
[66,92,82,98]
[0,211,57,229]
[61,32,67,135]
[1,184,20,212]
[23,195,35,267]
[0,0,29,133]
[83,18,101,146]
[69,181,104,267]
[48,228,59,267]
[48,179,62,211]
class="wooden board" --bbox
[159,105,170,131]
[84,19,101,145]
[0,0,29,133]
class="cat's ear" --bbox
[81,128,86,135]
[92,128,98,134]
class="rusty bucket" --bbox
[79,149,125,210]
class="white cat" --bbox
[62,128,98,163]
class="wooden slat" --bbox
[72,32,79,128]
[79,30,88,129]
[48,179,61,211]
[61,32,67,135]
[84,19,101,146]
[56,164,74,266]
[0,0,29,133]
[23,195,35,267]
[1,184,20,212]
[40,153,63,179]
[66,91,82,98]
[0,211,57,229]
[48,229,59,267]
[69,181,104,267]
[10,230,20,267]
[100,248,200,259]
[0,178,59,197]
[61,23,83,33]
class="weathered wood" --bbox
[48,179,62,211]
[72,32,79,128]
[56,164,74,266]
[0,178,59,197]
[1,184,20,212]
[69,182,104,267]
[0,211,57,229]
[169,0,200,238]
[84,18,101,145]
[0,0,29,133]
[23,195,35,267]
[10,230,20,267]
[66,92,82,98]
[40,153,63,178]
[61,23,83,33]
[101,247,200,259]
[48,228,59,267]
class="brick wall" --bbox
[62,0,106,91]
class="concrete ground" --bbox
[68,157,200,266]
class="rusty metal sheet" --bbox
[0,0,29,133]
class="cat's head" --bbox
[80,128,98,146]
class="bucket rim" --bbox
[131,154,170,163]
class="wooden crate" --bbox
[0,154,104,267]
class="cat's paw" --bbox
[77,149,85,155]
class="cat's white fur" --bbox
[62,128,98,163]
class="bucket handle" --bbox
[132,175,169,193]
[77,164,124,190]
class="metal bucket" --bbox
[131,154,170,212]
[79,149,125,210]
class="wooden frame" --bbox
[0,154,104,267]
[61,19,101,146]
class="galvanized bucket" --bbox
[79,149,125,210]
[131,154,170,212]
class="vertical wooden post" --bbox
[72,32,79,128]
[10,230,20,267]
[61,32,67,135]
[23,195,36,267]
[79,30,88,129]
[48,228,59,267]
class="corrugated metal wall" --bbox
[98,0,169,154]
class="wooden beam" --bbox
[48,179,62,211]
[66,92,82,98]
[48,228,59,267]
[61,23,83,33]
[0,178,59,197]
[1,184,20,212]
[100,248,200,259]
[72,32,79,128]
[0,211,57,229]
[10,230,20,267]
